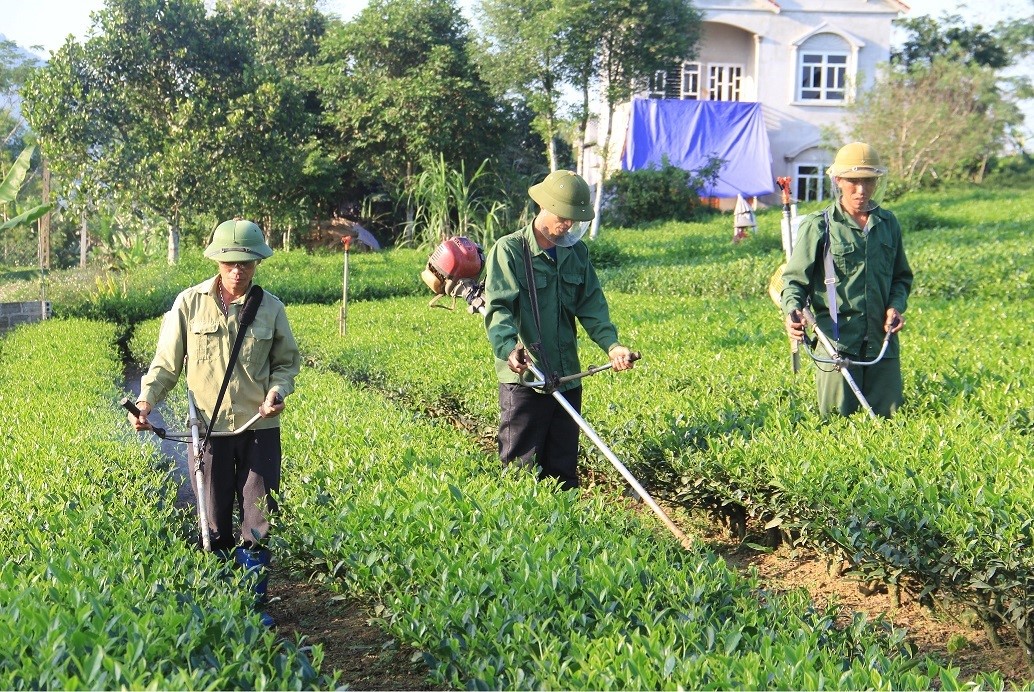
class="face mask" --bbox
[830,174,888,212]
[554,220,590,247]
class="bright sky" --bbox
[1,0,1029,56]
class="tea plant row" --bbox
[125,319,964,689]
[0,319,324,689]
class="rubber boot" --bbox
[234,546,274,627]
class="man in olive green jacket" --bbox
[782,143,913,418]
[484,170,634,489]
[129,218,300,626]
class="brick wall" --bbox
[0,302,51,336]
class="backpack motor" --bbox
[421,236,486,311]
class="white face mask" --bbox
[554,220,590,247]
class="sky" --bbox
[4,0,1030,55]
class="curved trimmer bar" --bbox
[795,306,897,420]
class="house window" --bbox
[681,62,701,100]
[709,64,742,101]
[799,52,847,101]
[648,70,667,99]
[795,164,830,202]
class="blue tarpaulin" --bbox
[622,99,774,198]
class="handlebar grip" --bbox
[120,397,140,416]
[120,397,166,438]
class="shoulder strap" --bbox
[821,211,839,342]
[520,237,555,387]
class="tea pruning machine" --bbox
[422,237,693,550]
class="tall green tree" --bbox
[476,0,571,171]
[893,13,1010,69]
[310,0,503,217]
[847,58,1020,190]
[848,11,1034,191]
[209,0,328,238]
[22,0,323,263]
[1,38,42,154]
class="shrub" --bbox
[602,159,715,227]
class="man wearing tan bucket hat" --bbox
[781,142,913,418]
[483,170,635,489]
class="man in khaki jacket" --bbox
[129,218,300,626]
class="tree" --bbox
[893,14,1010,69]
[22,0,324,264]
[846,11,1034,191]
[310,0,504,230]
[580,0,701,237]
[847,58,1019,190]
[476,0,572,172]
[1,39,42,154]
[0,145,52,233]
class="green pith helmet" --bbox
[826,142,886,179]
[528,170,595,221]
[204,219,274,262]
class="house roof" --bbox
[756,0,910,12]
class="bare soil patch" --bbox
[702,520,1032,687]
[267,566,447,690]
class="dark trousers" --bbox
[498,384,582,490]
[191,427,281,550]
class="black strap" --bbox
[201,283,265,451]
[520,236,556,389]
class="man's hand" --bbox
[259,391,285,418]
[785,310,805,341]
[885,308,904,334]
[609,345,635,372]
[507,346,529,374]
[129,401,152,431]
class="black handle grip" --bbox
[629,351,642,362]
[120,397,166,438]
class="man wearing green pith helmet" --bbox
[483,170,635,490]
[127,218,301,626]
[781,142,914,418]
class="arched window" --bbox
[796,32,852,102]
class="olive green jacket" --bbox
[781,202,913,359]
[483,224,620,391]
[139,277,301,431]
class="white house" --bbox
[582,0,909,206]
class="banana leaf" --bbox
[0,146,36,204]
[0,203,54,232]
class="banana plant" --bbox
[0,145,53,232]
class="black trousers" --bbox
[191,427,281,550]
[498,384,582,490]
